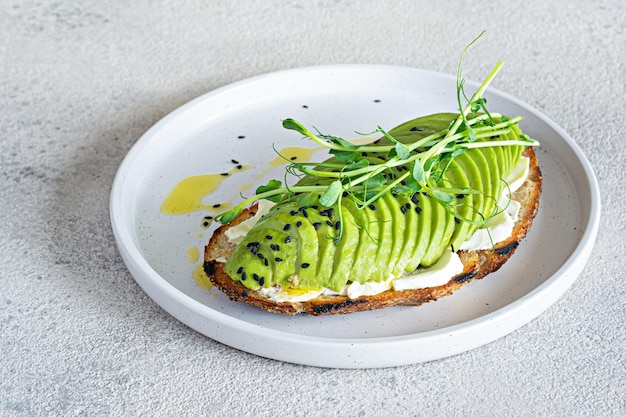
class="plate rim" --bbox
[110,64,601,368]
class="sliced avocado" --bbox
[443,159,473,250]
[386,113,458,145]
[459,151,485,232]
[303,205,337,286]
[326,203,360,291]
[421,192,446,266]
[368,193,393,282]
[392,193,418,276]
[404,191,431,272]
[258,212,320,289]
[381,192,405,278]
[226,112,531,292]
[225,228,291,290]
[478,145,499,220]
[339,198,376,284]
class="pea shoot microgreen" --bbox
[214,32,540,243]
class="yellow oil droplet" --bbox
[255,146,321,180]
[271,146,319,166]
[193,262,213,290]
[161,174,223,214]
[161,165,251,215]
[187,246,200,264]
[285,287,316,296]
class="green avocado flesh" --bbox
[224,113,527,292]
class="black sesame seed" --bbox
[326,220,333,227]
[373,99,381,103]
[290,156,297,161]
[236,165,242,170]
[270,243,277,251]
[257,253,264,260]
[301,263,310,269]
[220,172,229,176]
[302,209,308,218]
[400,206,407,214]
[313,222,321,230]
[455,217,461,224]
[368,204,376,211]
[204,215,213,220]
[237,266,244,274]
[265,235,272,240]
[285,236,292,243]
[289,210,298,216]
[202,221,209,227]
[302,105,309,108]
[250,246,258,255]
[212,203,221,208]
[241,272,247,280]
[411,194,419,204]
[342,191,348,198]
[253,273,259,281]
[361,152,368,157]
[296,221,302,227]
[415,206,422,214]
[334,221,340,230]
[238,135,245,139]
[311,205,319,210]
[264,258,268,266]
[231,159,239,164]
[405,203,411,209]
[410,126,418,131]
[456,194,465,199]
[373,139,381,144]
[320,208,333,217]
[283,224,291,231]
[259,277,265,286]
[275,257,283,262]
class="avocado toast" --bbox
[202,58,542,315]
[203,115,541,315]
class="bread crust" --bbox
[204,147,542,315]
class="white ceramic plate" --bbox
[110,65,600,368]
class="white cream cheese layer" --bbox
[224,199,275,244]
[221,156,530,301]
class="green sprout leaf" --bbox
[297,192,319,207]
[320,180,342,206]
[330,149,362,163]
[365,173,386,190]
[344,159,370,171]
[395,142,411,160]
[431,188,455,203]
[282,118,308,135]
[412,161,425,183]
[324,134,359,150]
[256,179,283,202]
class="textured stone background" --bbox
[1,1,624,416]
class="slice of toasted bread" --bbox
[203,147,542,315]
